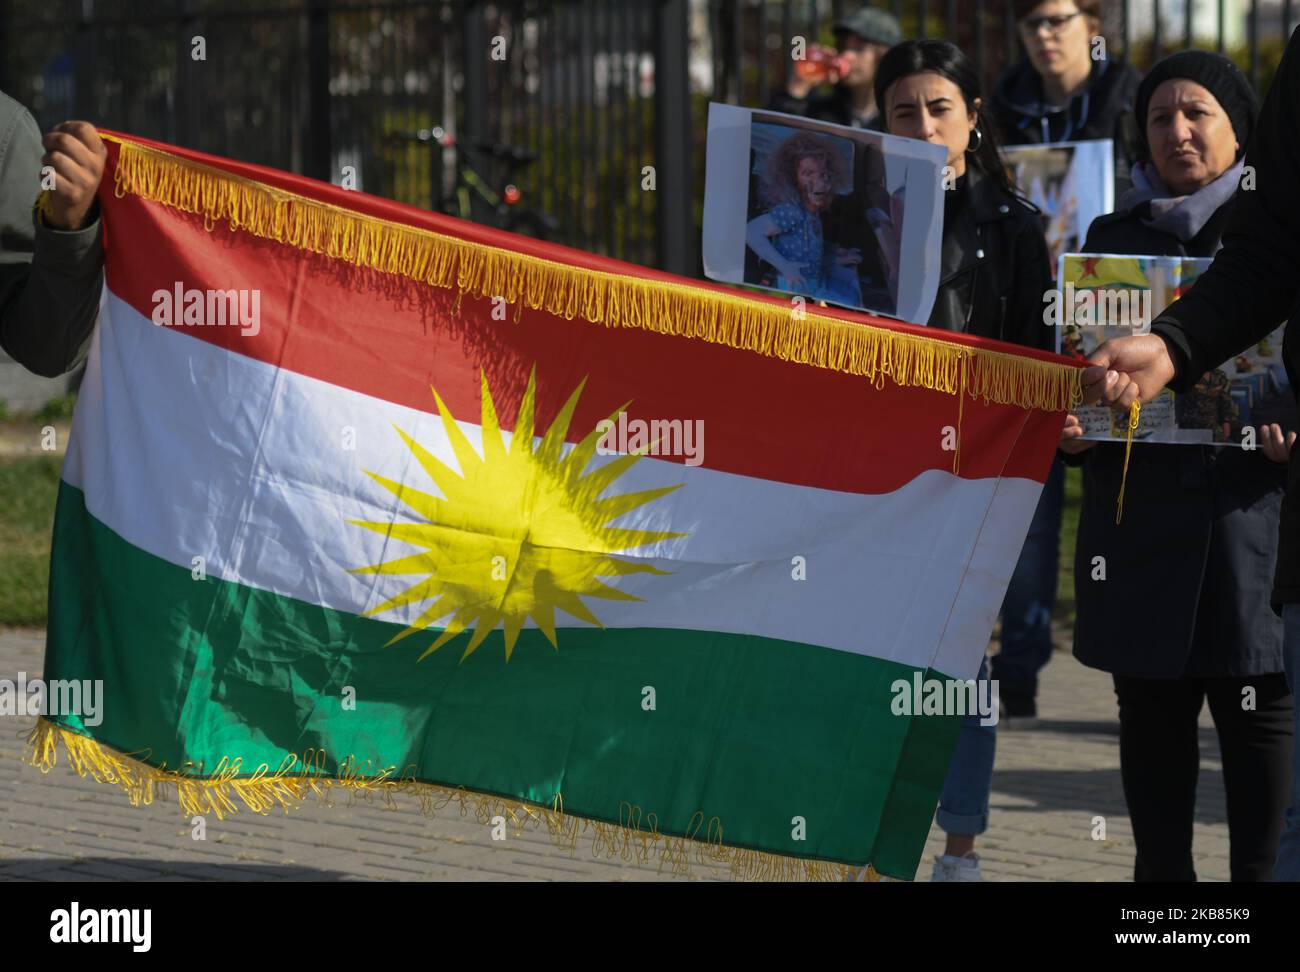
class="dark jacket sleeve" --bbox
[1055,213,1111,468]
[1149,28,1300,391]
[1109,66,1142,197]
[1009,206,1056,354]
[0,95,103,378]
[1013,216,1080,465]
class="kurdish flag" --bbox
[29,132,1078,880]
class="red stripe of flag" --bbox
[100,136,1069,494]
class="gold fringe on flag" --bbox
[102,133,1081,418]
[26,718,882,883]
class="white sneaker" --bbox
[931,852,983,882]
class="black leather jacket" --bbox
[927,166,1056,354]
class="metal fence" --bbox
[0,0,676,267]
[708,1,1296,121]
[0,0,1294,276]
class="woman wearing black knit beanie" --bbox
[1132,50,1258,192]
[1062,49,1295,883]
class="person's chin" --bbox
[1033,54,1063,75]
[1164,158,1206,187]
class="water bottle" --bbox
[794,44,851,84]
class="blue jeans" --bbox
[991,458,1065,699]
[936,657,997,836]
[1277,605,1300,880]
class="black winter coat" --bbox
[927,167,1055,354]
[1151,25,1300,609]
[1070,198,1287,679]
[992,55,1142,193]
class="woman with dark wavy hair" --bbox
[745,129,863,306]
[874,38,1056,882]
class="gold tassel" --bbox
[100,133,1080,416]
[26,718,879,882]
[33,189,56,225]
[1116,400,1141,524]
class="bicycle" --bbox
[389,127,559,241]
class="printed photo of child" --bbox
[704,103,945,324]
[744,127,863,308]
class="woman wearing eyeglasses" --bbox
[992,1,1142,185]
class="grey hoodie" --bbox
[0,90,104,378]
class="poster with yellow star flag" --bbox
[1056,253,1292,445]
[26,132,1079,881]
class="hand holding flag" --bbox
[1081,333,1179,410]
[40,121,106,231]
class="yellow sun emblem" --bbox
[350,369,685,662]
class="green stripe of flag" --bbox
[45,480,959,877]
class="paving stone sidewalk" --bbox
[0,627,1229,882]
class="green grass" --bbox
[0,455,62,626]
[32,393,77,423]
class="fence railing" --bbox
[0,0,1292,276]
